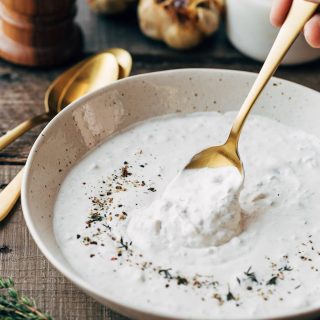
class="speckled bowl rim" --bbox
[21,69,320,320]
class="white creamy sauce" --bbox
[128,167,243,249]
[54,112,320,319]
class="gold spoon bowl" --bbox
[57,53,119,110]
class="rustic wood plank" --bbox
[0,65,50,163]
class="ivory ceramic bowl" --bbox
[22,69,320,320]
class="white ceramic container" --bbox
[22,69,320,319]
[226,0,320,65]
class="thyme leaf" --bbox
[266,276,278,286]
[119,237,129,250]
[226,286,236,301]
[176,276,188,286]
[159,269,173,280]
[279,265,293,272]
[244,267,258,283]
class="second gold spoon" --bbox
[186,0,318,173]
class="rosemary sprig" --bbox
[0,277,53,320]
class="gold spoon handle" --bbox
[0,113,51,151]
[0,168,24,222]
[0,113,51,221]
[229,0,318,144]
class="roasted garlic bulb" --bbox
[138,0,224,49]
[87,0,136,15]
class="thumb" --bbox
[304,14,320,48]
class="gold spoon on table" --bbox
[58,48,132,110]
[186,0,318,172]
[0,49,132,221]
[0,48,132,151]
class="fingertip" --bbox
[270,12,284,27]
[270,0,293,27]
[304,14,320,48]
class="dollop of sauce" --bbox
[54,112,320,319]
[128,167,243,248]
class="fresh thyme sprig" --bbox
[0,277,53,320]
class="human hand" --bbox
[270,0,320,48]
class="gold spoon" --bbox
[107,48,132,79]
[186,0,318,172]
[58,48,132,110]
[0,50,132,221]
[0,48,132,151]
[57,53,119,110]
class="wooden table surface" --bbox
[0,1,319,319]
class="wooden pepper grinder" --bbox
[0,0,82,67]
